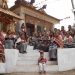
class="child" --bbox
[38,51,47,74]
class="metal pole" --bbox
[71,0,75,19]
[71,0,74,9]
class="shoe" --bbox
[43,71,46,74]
[23,51,27,53]
[39,71,42,74]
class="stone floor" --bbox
[5,69,75,75]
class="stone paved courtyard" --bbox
[5,69,75,75]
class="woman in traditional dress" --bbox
[4,30,15,49]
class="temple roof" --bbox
[10,0,60,23]
[0,7,22,20]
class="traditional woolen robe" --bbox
[0,32,5,62]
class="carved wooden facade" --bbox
[10,0,60,34]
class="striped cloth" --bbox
[54,35,64,48]
[0,43,5,63]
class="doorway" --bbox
[26,23,35,36]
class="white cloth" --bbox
[16,37,21,43]
[0,41,2,44]
[2,33,6,38]
[39,63,46,72]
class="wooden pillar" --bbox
[35,24,37,33]
[19,12,25,27]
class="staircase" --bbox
[15,45,59,72]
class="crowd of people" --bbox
[0,24,75,52]
[0,24,75,73]
[30,25,75,51]
[0,23,28,55]
[0,24,75,54]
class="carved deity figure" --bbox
[0,0,3,8]
[2,0,8,9]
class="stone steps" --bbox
[18,52,49,60]
[17,60,57,65]
[15,64,58,72]
[15,45,58,72]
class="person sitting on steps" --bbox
[38,51,47,74]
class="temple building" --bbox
[10,0,60,36]
[0,0,22,32]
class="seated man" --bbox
[16,34,27,53]
[64,33,73,48]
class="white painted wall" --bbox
[1,47,75,73]
[58,48,75,71]
[0,49,19,73]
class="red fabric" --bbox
[0,44,5,63]
[0,16,11,24]
[0,32,5,44]
[0,54,5,63]
[0,44,4,53]
[0,33,5,63]
[39,50,44,53]
[38,58,47,63]
[67,36,73,44]
[54,35,64,48]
